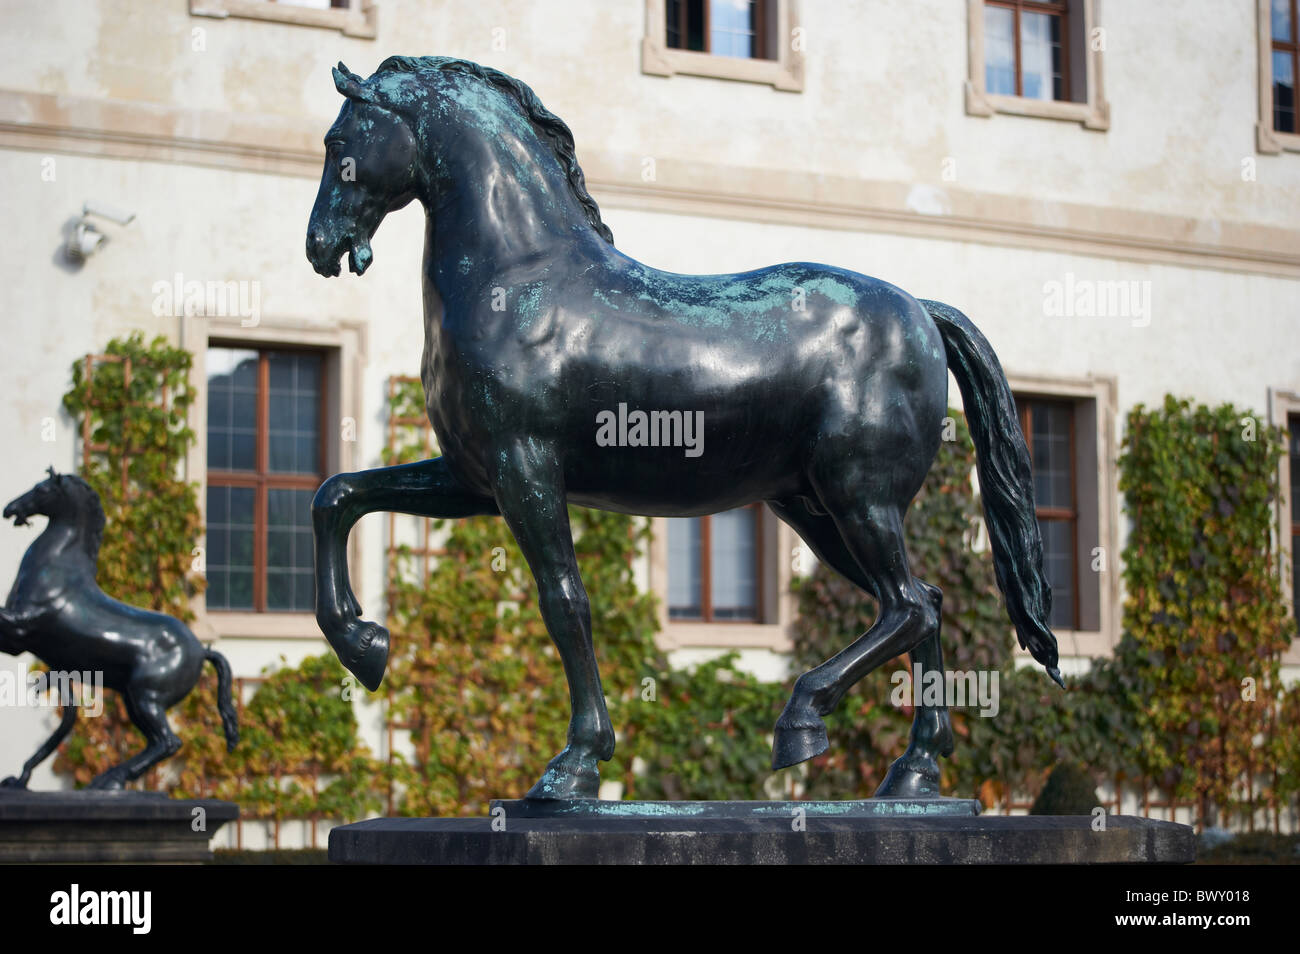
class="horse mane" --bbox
[370,56,615,246]
[58,474,106,563]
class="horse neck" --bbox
[423,119,604,286]
[27,513,95,570]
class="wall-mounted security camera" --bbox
[62,200,136,265]
[65,220,106,262]
[82,201,135,227]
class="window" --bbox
[984,1,1069,101]
[205,346,324,613]
[1273,0,1298,133]
[1290,414,1300,618]
[189,0,377,39]
[666,0,773,60]
[642,0,804,91]
[1259,0,1300,151]
[1019,398,1079,631]
[965,0,1109,129]
[667,506,762,622]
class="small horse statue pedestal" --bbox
[0,788,237,863]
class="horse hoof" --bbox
[525,751,600,801]
[345,621,390,692]
[771,719,829,770]
[874,751,942,798]
[0,776,27,790]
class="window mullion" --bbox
[254,352,269,612]
[1013,2,1023,97]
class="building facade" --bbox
[1,0,1297,823]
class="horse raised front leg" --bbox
[492,440,613,801]
[312,458,498,691]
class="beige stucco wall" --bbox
[1,0,1298,789]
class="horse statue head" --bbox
[3,468,105,559]
[306,57,613,280]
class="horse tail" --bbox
[919,298,1064,688]
[204,648,240,751]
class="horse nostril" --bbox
[307,230,328,257]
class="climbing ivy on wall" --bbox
[62,332,204,619]
[1116,397,1294,826]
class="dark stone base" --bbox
[329,805,1195,865]
[0,789,238,863]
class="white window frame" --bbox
[184,313,367,641]
[190,0,378,39]
[1257,0,1300,153]
[965,0,1110,130]
[1007,373,1119,660]
[649,508,798,652]
[641,0,805,92]
[1269,388,1300,666]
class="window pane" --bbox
[1289,416,1300,508]
[668,517,703,618]
[1030,402,1073,509]
[1293,533,1300,625]
[710,0,757,59]
[1273,0,1294,42]
[1275,50,1296,134]
[205,485,254,611]
[1291,418,1300,621]
[667,0,684,48]
[985,5,1016,95]
[1039,519,1076,629]
[207,348,258,471]
[710,507,757,619]
[687,0,705,51]
[266,488,315,612]
[267,352,323,474]
[1021,11,1064,101]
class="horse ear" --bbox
[333,64,371,103]
[46,466,56,481]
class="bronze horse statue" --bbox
[0,470,238,790]
[306,57,1062,801]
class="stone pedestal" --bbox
[328,799,1195,865]
[0,790,238,863]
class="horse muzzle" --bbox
[3,500,30,527]
[306,230,372,278]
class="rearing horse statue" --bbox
[0,470,238,790]
[306,57,1062,802]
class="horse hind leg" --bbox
[769,500,952,792]
[874,580,953,798]
[87,690,181,790]
[772,495,940,773]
